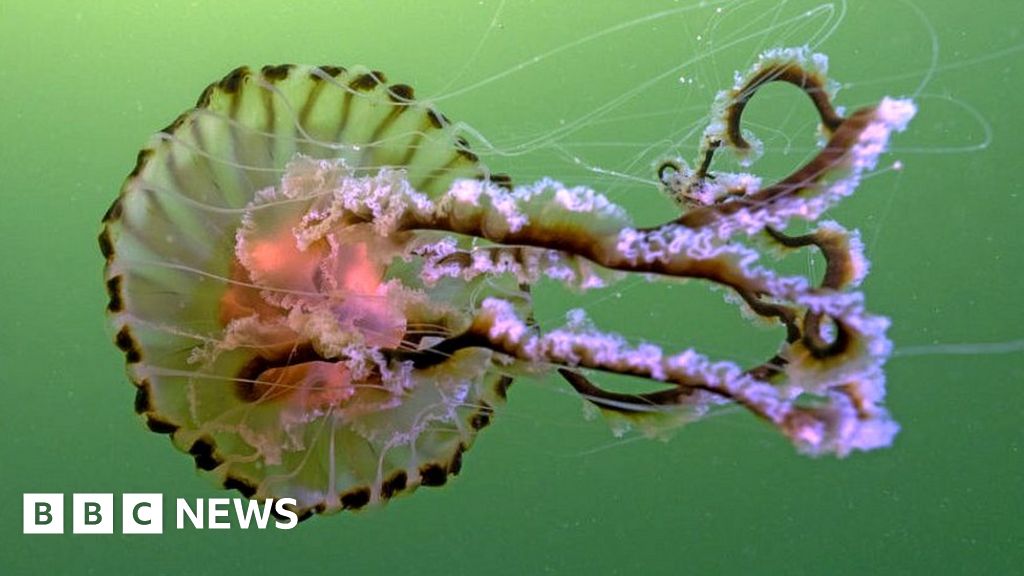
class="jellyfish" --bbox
[100,48,914,519]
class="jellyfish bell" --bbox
[101,65,521,516]
[102,52,913,520]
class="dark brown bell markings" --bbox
[340,487,371,510]
[316,65,346,78]
[223,476,257,498]
[189,437,220,471]
[387,83,415,102]
[114,325,141,363]
[97,227,114,260]
[219,66,249,93]
[418,463,448,487]
[126,148,153,179]
[349,71,386,91]
[380,471,408,500]
[133,382,152,414]
[105,276,123,313]
[261,64,292,81]
[145,416,178,434]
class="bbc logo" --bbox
[24,493,299,533]
[23,493,163,534]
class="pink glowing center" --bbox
[218,213,408,409]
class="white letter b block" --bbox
[24,493,63,534]
[73,493,114,534]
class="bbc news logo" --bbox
[23,494,298,534]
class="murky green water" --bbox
[2,1,1021,574]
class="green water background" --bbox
[1,1,1021,574]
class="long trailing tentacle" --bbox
[287,59,912,452]
[322,46,912,455]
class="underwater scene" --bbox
[2,1,1021,574]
